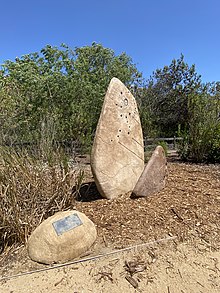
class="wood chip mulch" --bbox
[73,162,220,249]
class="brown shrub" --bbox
[0,147,79,253]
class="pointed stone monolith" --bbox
[91,77,144,199]
[132,146,167,197]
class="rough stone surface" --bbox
[27,210,97,264]
[132,146,167,197]
[91,77,144,199]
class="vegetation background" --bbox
[0,43,219,162]
[0,43,219,253]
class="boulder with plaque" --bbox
[27,210,97,264]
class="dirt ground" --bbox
[0,159,219,293]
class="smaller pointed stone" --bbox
[132,146,167,197]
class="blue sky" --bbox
[1,0,219,82]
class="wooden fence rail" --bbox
[1,137,183,153]
[144,137,183,150]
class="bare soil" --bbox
[0,160,219,292]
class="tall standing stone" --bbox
[91,77,144,199]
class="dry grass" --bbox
[0,147,84,253]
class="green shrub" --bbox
[157,140,168,157]
[177,93,219,163]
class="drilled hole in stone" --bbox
[121,91,123,95]
[119,129,121,132]
[115,103,118,106]
[128,132,130,135]
[124,98,128,106]
[129,112,131,115]
[120,114,123,117]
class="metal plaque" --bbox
[52,213,83,236]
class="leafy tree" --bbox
[132,86,156,138]
[138,54,219,162]
[177,86,220,162]
[0,43,142,150]
[145,54,202,136]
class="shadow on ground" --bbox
[72,181,103,202]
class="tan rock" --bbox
[91,77,144,199]
[132,146,167,197]
[27,211,97,264]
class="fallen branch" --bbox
[0,235,177,282]
[125,275,138,289]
